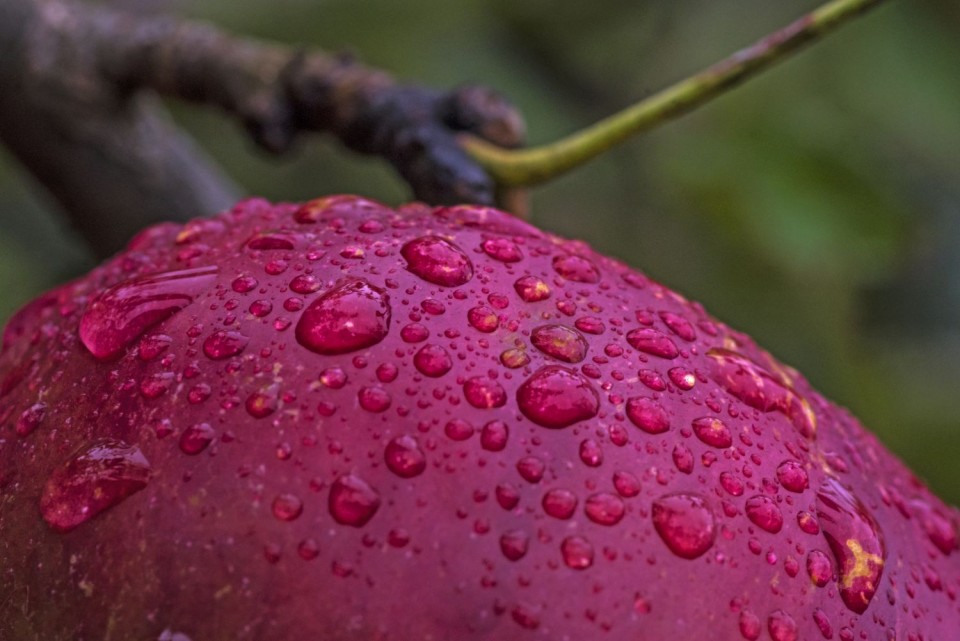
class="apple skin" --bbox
[0,195,957,641]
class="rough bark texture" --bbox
[0,0,525,258]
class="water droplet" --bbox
[249,299,272,317]
[584,492,625,526]
[561,535,594,569]
[400,323,429,343]
[179,422,215,455]
[272,493,304,521]
[767,610,798,641]
[626,397,670,434]
[298,538,320,560]
[708,348,815,439]
[497,483,521,509]
[384,435,426,477]
[745,495,784,533]
[40,439,151,533]
[912,500,958,555]
[202,330,249,360]
[480,420,509,451]
[80,266,218,360]
[295,279,390,355]
[626,328,679,359]
[500,348,530,369]
[138,334,173,361]
[517,366,599,428]
[807,549,834,587]
[776,460,809,493]
[542,488,578,519]
[319,367,347,389]
[289,274,321,295]
[552,254,600,283]
[500,530,529,561]
[232,275,258,293]
[658,311,696,342]
[574,317,604,335]
[246,389,278,417]
[672,444,694,474]
[401,236,473,287]
[651,493,716,559]
[482,238,523,262]
[638,369,667,391]
[579,439,603,467]
[668,367,696,390]
[245,231,296,250]
[444,419,475,441]
[816,478,885,614]
[514,276,551,302]
[720,472,744,496]
[294,195,388,224]
[692,417,732,448]
[358,386,391,413]
[329,474,381,527]
[376,362,398,383]
[735,610,760,640]
[510,603,541,630]
[463,376,507,409]
[797,511,820,535]
[613,471,641,497]
[517,456,545,483]
[530,325,588,363]
[812,609,833,639]
[15,402,46,437]
[467,306,499,333]
[413,344,453,377]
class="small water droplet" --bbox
[912,499,958,555]
[319,366,347,389]
[552,254,600,283]
[138,334,173,361]
[231,275,258,293]
[500,348,530,369]
[401,236,473,287]
[816,478,885,614]
[329,474,381,527]
[626,397,670,434]
[497,483,521,509]
[739,610,762,640]
[289,274,321,295]
[517,366,599,428]
[358,386,391,413]
[514,276,551,302]
[579,439,603,467]
[179,422,215,455]
[584,492,625,526]
[668,367,696,390]
[15,402,46,437]
[776,460,809,493]
[561,535,594,569]
[542,488,578,519]
[462,376,507,409]
[272,493,304,521]
[767,610,798,641]
[672,444,694,474]
[295,279,390,355]
[651,493,716,559]
[298,538,320,560]
[807,549,834,587]
[294,195,388,224]
[745,495,784,533]
[613,471,641,497]
[384,435,426,477]
[574,317,604,335]
[40,439,151,533]
[638,369,667,391]
[812,609,833,639]
[245,231,296,250]
[692,417,733,448]
[80,266,218,360]
[444,419,475,441]
[517,456,545,483]
[500,530,529,561]
[708,348,815,439]
[530,324,588,363]
[482,238,523,262]
[720,472,744,496]
[413,344,453,377]
[202,330,249,360]
[626,328,679,359]
[480,420,509,451]
[658,311,696,342]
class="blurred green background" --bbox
[1,0,958,503]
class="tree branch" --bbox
[0,0,525,257]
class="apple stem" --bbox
[461,0,888,188]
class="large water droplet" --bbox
[384,435,426,478]
[329,474,381,527]
[626,397,670,434]
[295,279,390,355]
[414,344,453,377]
[692,417,733,449]
[708,348,816,439]
[530,325,588,363]
[40,439,151,533]
[745,495,784,533]
[80,266,218,360]
[816,478,885,613]
[626,328,679,359]
[401,236,473,287]
[517,366,599,428]
[651,493,716,559]
[561,535,594,569]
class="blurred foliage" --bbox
[1,0,958,502]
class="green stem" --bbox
[462,0,888,187]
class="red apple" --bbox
[1,195,957,640]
